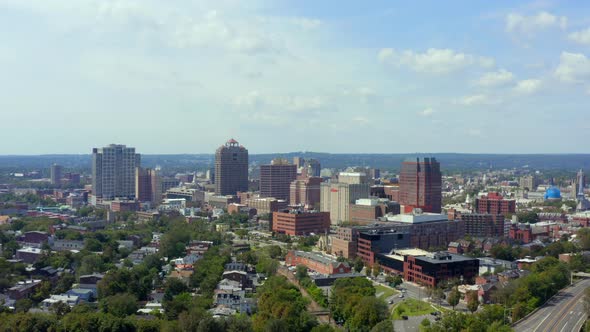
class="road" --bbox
[513,278,590,332]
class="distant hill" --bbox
[0,153,589,173]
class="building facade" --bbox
[320,175,370,225]
[285,250,351,275]
[290,177,322,209]
[260,159,297,200]
[461,213,505,238]
[215,139,248,196]
[399,158,442,213]
[92,144,140,200]
[50,164,63,186]
[272,210,330,236]
[475,192,516,215]
[135,167,162,205]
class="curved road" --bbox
[513,278,590,332]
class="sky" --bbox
[1,0,589,155]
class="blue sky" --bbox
[1,0,589,154]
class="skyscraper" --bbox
[304,159,321,177]
[50,164,63,186]
[215,139,249,196]
[136,167,162,205]
[260,158,297,200]
[399,157,442,213]
[92,144,140,200]
[320,172,370,225]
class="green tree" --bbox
[353,257,364,273]
[447,287,460,310]
[100,293,138,317]
[295,265,308,281]
[370,320,394,332]
[348,296,388,331]
[467,291,479,313]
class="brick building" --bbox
[285,250,351,275]
[377,249,479,287]
[272,210,330,236]
[461,213,505,238]
[331,227,359,259]
[349,198,400,225]
[290,177,322,210]
[475,192,515,215]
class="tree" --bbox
[372,263,381,278]
[447,287,460,310]
[353,257,364,273]
[370,320,394,332]
[295,265,308,281]
[467,291,479,313]
[100,293,138,317]
[430,287,445,305]
[164,277,189,301]
[348,296,388,331]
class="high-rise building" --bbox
[304,159,321,178]
[290,176,322,209]
[519,175,539,191]
[320,173,370,225]
[50,164,63,186]
[475,192,515,215]
[215,139,248,196]
[461,213,505,238]
[260,158,297,200]
[92,144,140,200]
[399,158,442,213]
[135,167,162,205]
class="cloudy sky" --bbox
[1,0,589,154]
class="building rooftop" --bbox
[386,212,449,224]
[292,251,349,268]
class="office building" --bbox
[290,176,322,209]
[304,159,321,177]
[50,164,63,186]
[461,213,505,238]
[349,198,400,225]
[215,139,248,196]
[92,144,140,200]
[135,167,162,205]
[320,174,370,225]
[399,158,442,213]
[272,210,330,236]
[519,175,539,191]
[377,249,479,287]
[475,192,515,215]
[245,197,288,215]
[260,158,297,200]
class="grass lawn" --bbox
[375,284,397,300]
[391,299,434,320]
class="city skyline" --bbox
[1,1,590,154]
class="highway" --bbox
[513,278,590,332]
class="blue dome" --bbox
[544,186,562,200]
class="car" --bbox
[398,294,404,298]
[431,311,440,316]
[388,300,393,304]
[402,316,408,320]
[435,316,441,321]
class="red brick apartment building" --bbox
[475,192,515,215]
[272,210,330,236]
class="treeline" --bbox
[330,277,389,331]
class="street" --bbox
[513,278,590,332]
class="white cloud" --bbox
[513,79,542,94]
[378,48,494,74]
[291,17,322,30]
[418,108,435,117]
[568,28,590,45]
[554,52,590,83]
[506,11,567,35]
[467,128,483,137]
[476,69,514,87]
[233,91,330,113]
[456,94,494,106]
